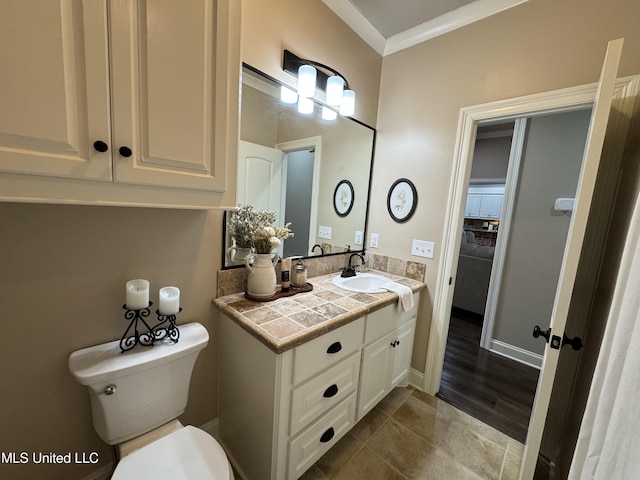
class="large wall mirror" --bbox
[223,64,376,268]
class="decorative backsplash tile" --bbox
[216,252,426,297]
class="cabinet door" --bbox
[390,319,416,388]
[109,0,229,192]
[0,1,111,180]
[464,194,482,217]
[357,331,393,420]
[479,194,503,219]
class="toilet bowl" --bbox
[69,322,234,479]
[113,425,233,480]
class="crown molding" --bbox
[322,0,387,55]
[324,0,529,57]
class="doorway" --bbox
[438,109,593,443]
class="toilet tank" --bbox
[68,322,209,445]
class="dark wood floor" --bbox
[437,308,540,443]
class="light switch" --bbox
[354,231,363,245]
[412,239,435,259]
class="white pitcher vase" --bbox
[245,252,279,299]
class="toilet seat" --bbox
[112,426,233,479]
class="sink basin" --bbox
[332,273,390,293]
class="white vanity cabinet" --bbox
[0,0,240,208]
[358,300,418,420]
[218,291,419,480]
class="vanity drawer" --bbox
[365,292,419,344]
[290,351,360,436]
[288,393,356,479]
[293,317,364,384]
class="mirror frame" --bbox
[221,63,376,269]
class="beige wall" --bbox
[0,204,223,479]
[371,0,640,370]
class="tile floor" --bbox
[301,387,523,480]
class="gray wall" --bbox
[493,108,592,354]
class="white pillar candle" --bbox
[159,286,180,315]
[126,279,150,310]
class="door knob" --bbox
[532,325,551,343]
[561,333,584,351]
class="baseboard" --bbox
[408,367,425,391]
[80,464,113,480]
[490,339,542,369]
[200,417,220,440]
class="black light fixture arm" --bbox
[283,50,350,91]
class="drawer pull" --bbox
[320,427,335,443]
[326,342,342,354]
[323,384,339,398]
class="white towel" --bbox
[382,282,414,312]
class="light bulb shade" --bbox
[297,65,317,98]
[297,96,314,114]
[326,76,344,106]
[322,106,337,121]
[339,90,356,116]
[280,85,298,104]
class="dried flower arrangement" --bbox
[228,205,293,254]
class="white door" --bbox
[519,38,624,479]
[237,140,285,213]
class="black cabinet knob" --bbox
[119,146,132,157]
[93,140,109,152]
[326,342,342,354]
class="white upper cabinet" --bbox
[0,0,240,208]
[465,185,504,219]
[0,1,111,180]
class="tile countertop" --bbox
[212,270,425,354]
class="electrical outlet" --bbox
[412,239,435,259]
[354,230,363,245]
[369,233,379,249]
[318,225,332,239]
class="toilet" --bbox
[68,322,234,479]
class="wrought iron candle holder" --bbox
[119,302,181,353]
[152,308,182,345]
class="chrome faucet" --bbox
[341,253,365,278]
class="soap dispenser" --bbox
[291,257,308,289]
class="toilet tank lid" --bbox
[68,322,209,386]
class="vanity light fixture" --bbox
[282,49,356,118]
[298,96,314,114]
[322,106,337,121]
[280,85,298,104]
